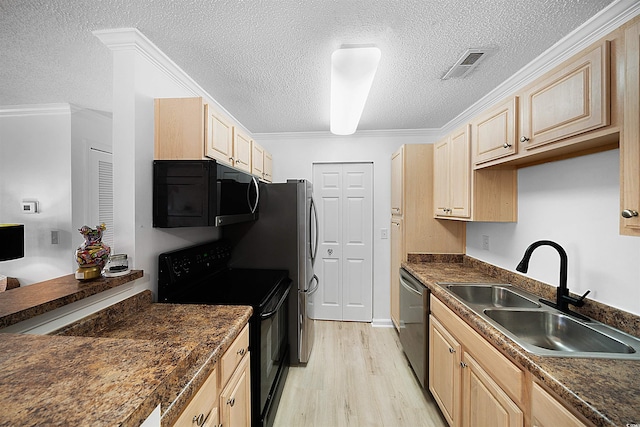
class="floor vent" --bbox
[442,48,495,80]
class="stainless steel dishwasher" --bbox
[398,267,429,388]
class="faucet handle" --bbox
[574,290,591,307]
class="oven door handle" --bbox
[260,285,291,320]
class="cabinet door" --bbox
[263,151,273,183]
[251,141,265,179]
[391,147,404,215]
[531,382,586,427]
[154,97,205,160]
[233,128,252,172]
[622,21,640,236]
[433,137,451,217]
[205,104,234,165]
[461,353,523,427]
[429,315,461,427]
[173,366,219,427]
[471,97,518,165]
[220,355,251,427]
[521,42,610,151]
[390,217,403,330]
[449,125,471,218]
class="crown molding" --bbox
[92,28,251,134]
[0,103,71,117]
[439,0,640,137]
[254,128,441,142]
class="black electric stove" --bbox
[158,240,291,427]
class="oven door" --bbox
[258,282,290,425]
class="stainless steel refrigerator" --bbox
[224,179,319,365]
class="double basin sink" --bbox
[439,283,640,359]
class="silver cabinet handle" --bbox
[237,348,246,356]
[503,142,512,148]
[460,361,468,368]
[392,207,400,212]
[622,209,639,218]
[520,136,530,143]
[227,397,236,407]
[448,347,455,353]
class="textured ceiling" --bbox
[0,0,614,133]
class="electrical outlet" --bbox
[381,228,389,239]
[482,235,490,251]
[51,230,59,245]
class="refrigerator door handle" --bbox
[304,274,319,295]
[310,197,319,264]
[247,176,260,214]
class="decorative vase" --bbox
[75,224,111,281]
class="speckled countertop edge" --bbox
[0,270,144,329]
[403,257,640,427]
[53,291,253,427]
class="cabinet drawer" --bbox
[173,366,218,427]
[221,324,250,387]
[431,296,524,406]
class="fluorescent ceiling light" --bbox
[330,46,381,135]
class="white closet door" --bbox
[313,163,373,322]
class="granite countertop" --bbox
[403,258,640,427]
[0,290,252,427]
[0,270,144,328]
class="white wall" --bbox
[257,132,437,325]
[0,108,74,283]
[466,149,640,315]
[0,106,117,285]
[100,30,221,299]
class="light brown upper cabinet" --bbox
[435,127,516,222]
[264,151,273,183]
[205,104,234,166]
[471,97,518,166]
[434,126,471,219]
[622,20,640,236]
[154,97,206,160]
[251,141,265,179]
[520,41,610,151]
[232,127,252,173]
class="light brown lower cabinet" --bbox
[173,324,250,427]
[173,366,220,427]
[430,295,591,427]
[461,352,523,427]
[531,382,587,427]
[220,355,251,427]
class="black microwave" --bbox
[153,160,259,228]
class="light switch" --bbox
[381,228,389,239]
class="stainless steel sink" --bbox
[446,284,540,308]
[483,309,636,355]
[437,281,640,359]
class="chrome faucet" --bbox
[516,240,590,315]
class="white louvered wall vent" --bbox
[441,48,496,80]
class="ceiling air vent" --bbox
[441,48,495,80]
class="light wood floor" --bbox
[273,321,447,427]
